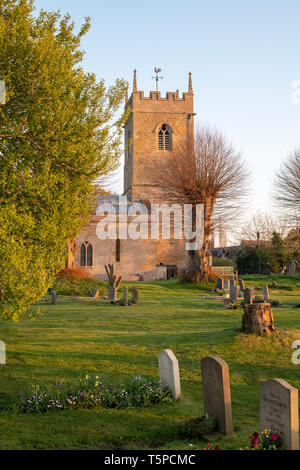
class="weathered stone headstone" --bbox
[90,288,99,298]
[242,303,275,335]
[217,278,224,290]
[262,285,269,302]
[288,260,297,277]
[132,286,139,304]
[230,285,240,303]
[0,340,5,365]
[238,279,245,292]
[123,286,129,303]
[50,290,57,305]
[260,379,299,450]
[201,356,233,435]
[108,286,117,301]
[223,280,229,290]
[244,287,254,304]
[158,349,181,400]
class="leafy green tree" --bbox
[235,245,273,275]
[0,0,128,320]
[271,232,287,271]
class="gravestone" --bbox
[238,279,245,292]
[223,280,229,290]
[288,260,297,277]
[260,379,299,450]
[90,288,99,298]
[0,340,5,365]
[108,286,117,301]
[230,279,235,289]
[217,278,224,290]
[230,285,240,303]
[123,286,129,303]
[201,356,233,435]
[262,285,269,302]
[132,286,139,304]
[50,290,57,305]
[158,349,181,400]
[244,287,254,304]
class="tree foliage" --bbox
[0,0,128,319]
[235,232,288,274]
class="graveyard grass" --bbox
[1,275,300,450]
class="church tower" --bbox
[123,70,194,202]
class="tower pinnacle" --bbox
[188,72,193,93]
[133,69,137,92]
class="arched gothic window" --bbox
[80,241,93,267]
[158,124,172,151]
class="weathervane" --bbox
[152,67,163,91]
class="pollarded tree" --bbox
[0,0,128,320]
[150,126,250,282]
[274,147,300,222]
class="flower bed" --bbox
[19,375,173,413]
[246,429,283,450]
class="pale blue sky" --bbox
[35,0,300,219]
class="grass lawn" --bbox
[1,276,300,450]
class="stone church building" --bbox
[71,71,196,281]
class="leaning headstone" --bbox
[230,285,240,303]
[132,286,139,304]
[50,290,57,305]
[244,287,254,304]
[158,349,181,400]
[90,288,99,298]
[262,285,269,302]
[288,260,297,277]
[108,286,117,301]
[238,279,245,292]
[217,278,224,290]
[260,379,299,450]
[223,280,229,290]
[123,286,129,303]
[201,356,233,435]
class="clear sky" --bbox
[34,0,300,220]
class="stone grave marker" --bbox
[288,260,297,277]
[239,279,245,292]
[90,288,99,298]
[260,379,299,450]
[224,280,229,290]
[201,356,233,435]
[217,278,224,290]
[262,285,269,302]
[50,290,57,305]
[132,286,139,304]
[158,349,181,400]
[230,285,240,303]
[244,287,254,304]
[123,286,129,303]
[0,340,5,365]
